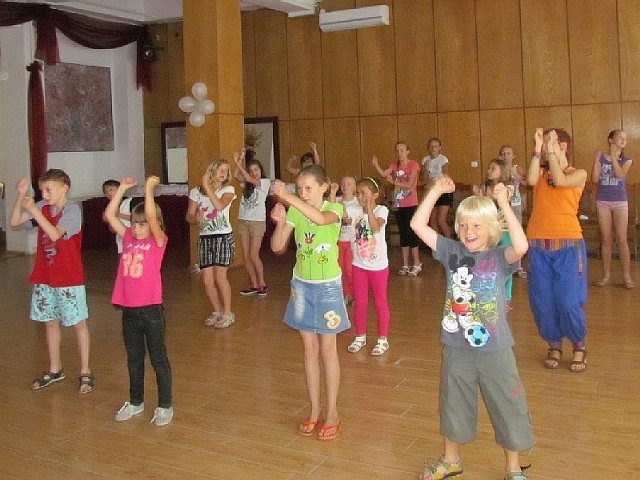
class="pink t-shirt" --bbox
[111,228,168,307]
[390,160,420,207]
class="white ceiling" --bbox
[11,0,319,23]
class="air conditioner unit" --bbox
[319,5,390,32]
[246,0,317,18]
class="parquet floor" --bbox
[0,247,639,479]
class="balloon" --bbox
[197,99,215,115]
[191,82,208,101]
[189,111,205,127]
[178,96,196,113]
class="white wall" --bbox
[0,23,145,252]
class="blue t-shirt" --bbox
[433,236,518,352]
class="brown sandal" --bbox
[570,349,587,373]
[78,373,95,394]
[544,348,562,369]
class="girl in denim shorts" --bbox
[270,165,350,442]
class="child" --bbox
[592,129,634,289]
[499,145,527,278]
[333,175,359,305]
[285,141,321,178]
[473,158,516,311]
[372,141,422,276]
[410,177,534,480]
[186,158,237,328]
[233,148,271,296]
[105,176,173,426]
[420,137,453,238]
[102,179,132,254]
[9,169,94,394]
[347,177,391,356]
[270,165,350,441]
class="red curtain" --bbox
[26,61,47,200]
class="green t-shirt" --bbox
[286,201,343,281]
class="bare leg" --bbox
[443,437,460,463]
[44,320,62,373]
[437,205,451,238]
[214,266,232,314]
[597,204,613,280]
[73,320,91,375]
[299,331,321,423]
[319,334,340,426]
[504,448,522,473]
[612,207,632,281]
[249,235,265,286]
[201,267,221,312]
[400,246,410,266]
[411,246,421,266]
[240,233,258,287]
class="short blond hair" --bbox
[454,195,502,247]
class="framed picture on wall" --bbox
[244,117,279,180]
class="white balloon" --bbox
[189,111,205,127]
[191,82,208,101]
[197,99,215,115]
[178,96,196,113]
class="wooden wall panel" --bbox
[476,0,523,109]
[241,12,257,118]
[288,119,325,176]
[434,0,479,112]
[521,0,571,106]
[572,104,621,172]
[438,111,482,184]
[144,127,162,178]
[360,116,399,177]
[320,0,358,118]
[323,117,362,180]
[144,24,170,128]
[166,22,185,122]
[622,101,640,183]
[278,120,292,181]
[394,0,436,114]
[618,0,640,102]
[568,0,619,105]
[480,109,526,171]
[254,10,289,119]
[397,113,438,163]
[357,0,397,116]
[287,15,323,119]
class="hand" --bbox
[16,178,30,196]
[546,129,558,146]
[433,175,455,195]
[372,155,380,168]
[271,179,289,199]
[492,182,509,204]
[120,177,137,190]
[366,196,377,212]
[330,182,339,196]
[240,147,246,160]
[201,171,212,188]
[21,195,35,212]
[534,128,544,149]
[233,150,242,166]
[288,154,297,166]
[309,141,317,152]
[146,176,161,189]
[270,202,286,223]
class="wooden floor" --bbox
[0,247,639,479]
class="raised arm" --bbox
[233,149,261,186]
[272,179,339,226]
[372,155,392,179]
[546,130,587,188]
[310,141,321,165]
[493,183,528,264]
[105,176,136,237]
[411,176,454,251]
[527,128,544,186]
[145,176,165,247]
[286,155,301,177]
[202,172,235,212]
[9,178,31,227]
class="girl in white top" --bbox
[186,158,237,328]
[499,145,527,279]
[233,148,271,297]
[421,137,452,238]
[347,178,391,356]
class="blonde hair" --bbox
[454,195,502,247]
[205,158,231,190]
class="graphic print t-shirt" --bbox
[189,185,236,235]
[351,204,389,271]
[433,236,518,352]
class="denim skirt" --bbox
[284,277,351,334]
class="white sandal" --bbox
[370,337,389,356]
[347,335,367,353]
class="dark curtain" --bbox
[26,61,47,201]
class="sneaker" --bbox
[408,264,423,276]
[115,401,144,422]
[419,456,463,480]
[150,406,174,426]
[398,265,410,276]
[213,312,235,329]
[204,311,222,326]
[256,285,268,297]
[240,286,258,296]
